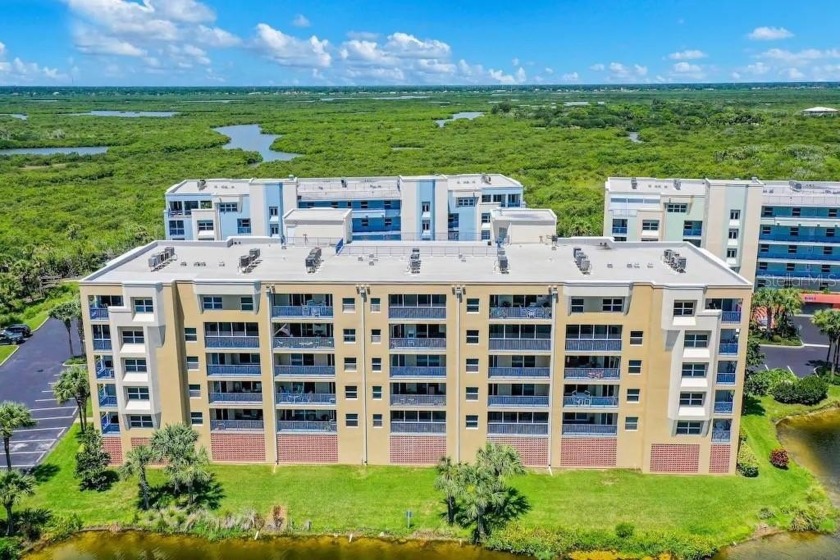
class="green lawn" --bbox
[7,390,838,546]
[0,344,17,364]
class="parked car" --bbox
[0,329,24,345]
[4,324,31,338]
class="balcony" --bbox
[277,420,336,433]
[564,368,620,380]
[390,422,447,434]
[274,365,336,376]
[756,269,840,280]
[760,251,840,262]
[389,338,446,350]
[488,367,550,378]
[611,226,628,234]
[390,394,446,406]
[89,307,109,320]
[272,305,334,318]
[716,373,736,385]
[714,401,734,414]
[718,342,739,355]
[98,395,117,407]
[563,395,619,408]
[489,307,551,320]
[276,393,336,405]
[389,306,446,320]
[488,395,549,407]
[390,366,447,378]
[561,424,618,436]
[101,422,120,434]
[273,337,335,350]
[489,339,551,351]
[712,430,732,443]
[95,364,115,380]
[209,392,263,404]
[760,232,839,243]
[210,419,264,431]
[205,336,260,349]
[721,311,742,323]
[487,423,548,435]
[565,339,622,352]
[237,227,252,234]
[207,364,262,376]
[683,229,703,237]
[93,339,112,351]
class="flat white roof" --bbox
[83,237,749,288]
[283,208,352,223]
[491,208,557,223]
[606,176,765,197]
[803,106,837,112]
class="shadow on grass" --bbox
[29,463,59,483]
[91,469,120,492]
[144,476,225,511]
[743,394,766,417]
[15,507,52,540]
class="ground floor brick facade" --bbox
[488,436,548,467]
[649,443,700,474]
[559,438,617,468]
[709,444,731,474]
[277,434,338,463]
[389,435,446,464]
[103,436,123,465]
[210,433,266,463]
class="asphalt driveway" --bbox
[761,314,830,377]
[0,319,80,470]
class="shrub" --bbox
[614,522,635,539]
[0,539,20,560]
[769,448,790,469]
[787,502,831,532]
[771,376,828,405]
[745,368,797,397]
[737,443,759,477]
[758,507,774,520]
[48,513,83,540]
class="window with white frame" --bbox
[240,296,254,311]
[466,415,479,429]
[676,421,703,435]
[466,387,479,401]
[126,387,150,400]
[133,298,153,313]
[372,413,383,427]
[372,386,382,400]
[466,358,479,373]
[190,412,203,425]
[628,360,642,374]
[728,228,739,240]
[625,416,639,430]
[372,358,382,372]
[129,415,154,428]
[124,359,147,373]
[456,197,476,207]
[343,329,356,343]
[673,301,695,317]
[345,386,358,399]
[626,389,640,403]
[202,296,222,310]
[197,220,214,231]
[342,297,355,312]
[602,298,623,312]
[665,203,687,213]
[570,298,584,313]
[466,298,480,313]
[726,248,737,259]
[186,356,199,370]
[218,202,238,212]
[184,327,197,342]
[681,363,707,377]
[729,209,741,220]
[684,332,709,348]
[642,219,659,231]
[679,392,705,406]
[345,413,359,427]
[122,329,144,344]
[344,357,357,371]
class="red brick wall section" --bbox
[390,436,447,464]
[130,437,150,449]
[649,444,700,474]
[277,434,338,464]
[488,436,548,467]
[559,438,617,468]
[102,436,123,465]
[709,444,732,474]
[210,433,266,463]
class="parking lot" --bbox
[0,319,79,470]
[761,315,830,377]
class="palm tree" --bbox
[435,456,463,525]
[53,364,90,431]
[0,470,36,536]
[455,465,494,542]
[150,424,201,496]
[174,447,211,506]
[813,309,840,373]
[0,402,36,470]
[475,442,525,482]
[120,445,156,509]
[49,301,78,357]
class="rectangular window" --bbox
[823,264,832,273]
[665,203,688,213]
[726,248,737,259]
[269,206,279,217]
[422,201,431,212]
[824,246,833,256]
[466,298,480,313]
[786,263,795,272]
[728,229,739,240]
[344,329,356,343]
[371,298,381,312]
[629,331,643,345]
[788,245,797,254]
[790,227,799,237]
[371,329,382,343]
[124,359,147,373]
[372,358,382,372]
[830,209,839,218]
[122,329,144,344]
[133,298,153,313]
[422,220,431,232]
[481,213,491,224]
[466,415,479,429]
[602,298,623,312]
[184,327,197,342]
[372,414,383,427]
[628,360,642,374]
[681,363,707,377]
[570,298,584,313]
[188,384,201,398]
[625,416,639,431]
[761,225,771,235]
[684,332,709,348]
[466,330,479,344]
[642,219,659,231]
[197,220,214,232]
[673,301,695,317]
[237,218,251,234]
[466,358,479,373]
[729,209,740,220]
[466,387,479,401]
[240,296,254,311]
[270,224,279,236]
[456,197,476,207]
[344,357,357,371]
[342,297,355,312]
[218,202,238,212]
[481,230,491,241]
[676,421,703,435]
[202,296,223,310]
[372,386,382,400]
[762,206,773,217]
[345,386,358,400]
[792,207,801,217]
[190,412,203,425]
[626,389,640,403]
[679,392,705,406]
[384,218,392,227]
[186,356,199,370]
[126,387,150,400]
[360,218,369,228]
[345,413,359,427]
[129,415,154,428]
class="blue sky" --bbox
[0,0,839,86]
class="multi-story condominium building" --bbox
[164,174,525,243]
[81,230,750,474]
[604,176,840,291]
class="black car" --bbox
[0,329,24,345]
[4,324,31,338]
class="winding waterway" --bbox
[214,124,300,162]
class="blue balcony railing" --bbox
[563,395,619,408]
[760,232,840,243]
[101,421,120,434]
[564,367,620,380]
[487,423,548,435]
[565,339,622,352]
[390,394,446,406]
[209,392,263,403]
[760,251,840,262]
[205,336,260,348]
[488,395,549,407]
[561,424,618,436]
[611,226,628,234]
[274,365,335,376]
[272,305,334,318]
[89,307,110,320]
[718,342,739,355]
[390,422,447,434]
[95,364,115,379]
[683,229,703,237]
[489,339,551,351]
[721,311,742,323]
[98,395,117,407]
[390,366,447,377]
[714,401,734,414]
[277,420,336,432]
[489,307,552,320]
[273,337,335,349]
[712,430,732,443]
[237,227,252,234]
[388,306,447,319]
[93,339,112,351]
[389,338,447,349]
[210,419,264,431]
[488,367,551,378]
[207,364,262,376]
[716,373,737,385]
[276,392,336,405]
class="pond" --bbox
[26,532,518,560]
[214,124,300,162]
[0,113,27,120]
[436,112,484,127]
[72,110,178,117]
[0,146,108,157]
[627,132,642,143]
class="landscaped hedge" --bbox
[737,443,759,477]
[769,448,790,469]
[745,368,797,397]
[771,376,828,405]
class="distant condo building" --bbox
[82,208,749,473]
[604,176,840,291]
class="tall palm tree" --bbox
[120,445,156,510]
[475,442,525,482]
[435,456,463,525]
[455,465,494,543]
[813,309,840,373]
[0,402,36,470]
[173,447,211,506]
[0,470,36,536]
[49,301,78,357]
[150,424,201,496]
[53,364,90,431]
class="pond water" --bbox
[0,146,108,157]
[214,124,300,162]
[0,113,27,120]
[73,110,178,117]
[435,111,484,127]
[627,131,642,143]
[26,531,517,560]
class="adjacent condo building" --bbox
[604,176,840,290]
[81,230,750,474]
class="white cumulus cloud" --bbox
[253,23,332,68]
[292,14,311,28]
[561,71,579,82]
[668,49,707,60]
[748,26,794,40]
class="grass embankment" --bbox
[0,285,78,365]
[9,390,837,549]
